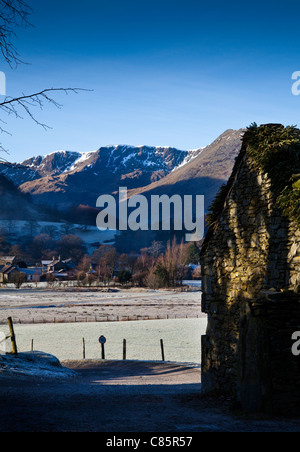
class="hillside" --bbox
[0,173,42,221]
[126,129,245,211]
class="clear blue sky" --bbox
[2,0,300,161]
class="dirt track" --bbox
[1,360,300,432]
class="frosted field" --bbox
[0,288,202,324]
[0,285,206,364]
[5,318,207,365]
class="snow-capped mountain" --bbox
[0,150,82,187]
[23,150,82,175]
[0,129,244,213]
[1,145,202,208]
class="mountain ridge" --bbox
[0,129,245,215]
[1,144,203,208]
[126,128,245,210]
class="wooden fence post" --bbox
[82,338,86,359]
[7,317,17,355]
[160,339,165,362]
[123,339,126,360]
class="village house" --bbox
[41,260,52,273]
[0,255,76,284]
[48,256,66,273]
[200,124,300,415]
[0,264,19,283]
[40,256,76,280]
[19,267,42,283]
[0,256,18,283]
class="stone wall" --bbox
[201,150,300,413]
[237,292,300,414]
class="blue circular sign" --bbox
[99,336,107,344]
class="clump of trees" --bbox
[0,219,201,289]
[144,239,194,289]
[77,238,201,289]
[0,220,87,265]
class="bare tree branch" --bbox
[0,2,91,164]
[0,87,91,156]
[0,87,87,129]
[0,0,32,67]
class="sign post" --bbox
[99,335,106,360]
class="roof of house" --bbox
[18,268,42,275]
[0,265,17,275]
[0,256,15,263]
[47,257,74,267]
[50,260,62,266]
[48,256,72,266]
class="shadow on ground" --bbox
[0,360,300,432]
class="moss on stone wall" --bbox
[244,123,300,225]
[206,123,300,228]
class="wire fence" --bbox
[0,323,14,355]
[0,313,203,326]
[22,336,202,364]
[0,317,206,364]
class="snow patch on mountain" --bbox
[172,147,204,172]
[68,151,96,172]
